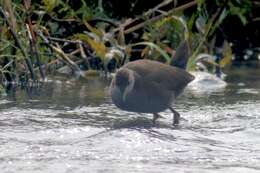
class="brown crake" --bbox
[110,40,194,125]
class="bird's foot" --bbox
[152,113,162,125]
[173,115,180,125]
[169,107,180,126]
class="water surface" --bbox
[0,65,260,173]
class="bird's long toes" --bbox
[173,119,179,125]
[173,113,180,125]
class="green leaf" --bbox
[74,33,107,60]
[220,41,232,67]
[196,0,205,11]
[42,0,60,12]
[131,42,171,63]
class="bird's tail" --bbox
[170,40,191,69]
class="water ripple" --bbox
[0,72,260,173]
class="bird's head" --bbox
[115,68,135,102]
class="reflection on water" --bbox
[0,66,260,173]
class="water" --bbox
[0,65,260,173]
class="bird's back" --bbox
[125,59,194,95]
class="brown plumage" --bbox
[110,41,194,125]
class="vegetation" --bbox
[0,0,259,84]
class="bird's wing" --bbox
[125,60,194,92]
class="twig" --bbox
[90,17,118,27]
[113,1,197,35]
[48,37,80,44]
[38,31,83,76]
[23,0,45,80]
[252,1,260,6]
[252,17,260,22]
[52,44,82,74]
[115,0,175,33]
[143,0,176,16]
[2,59,15,70]
[79,41,91,68]
[69,48,81,56]
[26,24,45,80]
[0,6,36,80]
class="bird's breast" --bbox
[111,82,174,113]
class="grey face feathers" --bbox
[115,69,130,93]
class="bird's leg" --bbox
[152,113,160,125]
[169,107,180,125]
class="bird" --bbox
[110,40,194,125]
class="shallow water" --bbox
[0,65,260,173]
